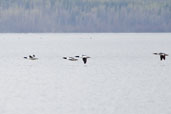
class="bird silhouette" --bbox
[153,53,168,61]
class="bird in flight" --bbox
[153,52,169,61]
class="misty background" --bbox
[0,0,171,33]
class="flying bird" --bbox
[153,52,168,61]
[82,57,87,64]
[81,55,91,64]
[63,55,90,64]
[68,57,78,61]
[62,57,78,61]
[24,54,38,60]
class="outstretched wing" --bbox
[153,53,159,55]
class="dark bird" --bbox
[82,57,87,64]
[153,52,169,61]
[81,55,91,64]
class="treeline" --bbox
[0,0,171,32]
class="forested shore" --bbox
[0,0,171,32]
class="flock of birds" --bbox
[23,52,169,64]
[62,55,91,64]
[24,54,91,64]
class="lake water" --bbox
[0,33,171,114]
